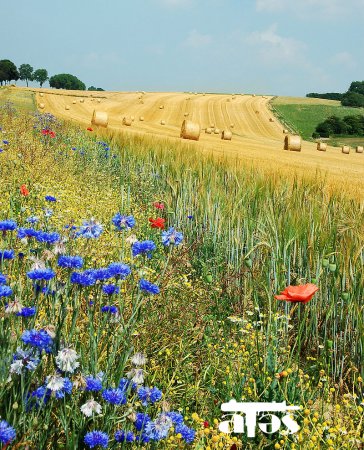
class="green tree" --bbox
[33,69,48,88]
[348,81,364,96]
[0,59,19,85]
[88,86,104,91]
[341,91,364,108]
[49,73,86,90]
[19,64,34,87]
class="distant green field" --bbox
[0,86,35,112]
[271,96,364,140]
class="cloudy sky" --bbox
[2,0,363,95]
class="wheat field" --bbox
[25,87,364,198]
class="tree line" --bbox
[0,59,103,91]
[307,81,364,107]
[314,114,364,138]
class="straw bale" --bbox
[91,110,108,127]
[221,130,232,140]
[284,135,301,152]
[180,120,200,141]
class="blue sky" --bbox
[2,0,363,95]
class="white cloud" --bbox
[183,30,212,48]
[246,24,305,63]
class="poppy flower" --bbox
[20,184,29,196]
[149,217,165,229]
[87,127,93,132]
[42,129,49,135]
[153,201,164,210]
[49,131,56,138]
[275,283,318,304]
[203,421,209,428]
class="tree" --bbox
[341,91,364,108]
[49,73,86,90]
[0,59,19,85]
[19,64,34,87]
[348,81,364,96]
[88,86,105,91]
[33,69,48,88]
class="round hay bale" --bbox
[184,112,189,117]
[142,91,146,95]
[180,120,200,141]
[221,130,232,140]
[252,94,256,97]
[230,123,234,128]
[72,100,77,104]
[255,111,260,114]
[283,129,288,134]
[159,105,164,109]
[139,116,144,121]
[39,103,45,109]
[122,116,132,126]
[97,99,101,103]
[356,146,363,153]
[214,128,220,134]
[160,120,166,125]
[269,118,274,122]
[39,93,44,97]
[130,115,135,121]
[80,99,84,103]
[317,142,327,152]
[342,145,350,154]
[205,128,212,134]
[284,135,301,152]
[210,123,215,129]
[91,110,108,128]
[65,105,70,110]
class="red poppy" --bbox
[49,131,56,138]
[149,217,165,229]
[275,283,318,304]
[20,184,29,196]
[87,127,93,131]
[203,421,209,428]
[42,129,49,135]
[153,201,165,210]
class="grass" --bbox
[271,96,364,141]
[0,86,35,112]
[0,94,363,449]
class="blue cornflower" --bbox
[112,213,135,231]
[102,388,126,405]
[10,347,40,374]
[84,431,109,449]
[85,376,103,392]
[166,411,184,426]
[58,255,84,269]
[144,413,173,441]
[107,262,131,279]
[2,140,9,145]
[26,216,39,224]
[137,386,162,406]
[17,227,38,239]
[175,424,196,444]
[35,231,60,244]
[0,220,17,231]
[102,284,120,295]
[0,273,7,284]
[92,268,112,281]
[132,240,156,258]
[114,430,135,443]
[16,306,36,317]
[52,377,73,399]
[27,269,55,281]
[70,270,96,286]
[0,420,16,445]
[187,215,194,219]
[21,329,53,353]
[75,219,103,239]
[139,279,160,295]
[44,208,53,218]
[161,227,184,246]
[118,378,134,392]
[30,385,51,407]
[0,249,15,260]
[45,195,56,202]
[101,305,118,314]
[0,285,12,297]
[134,413,151,431]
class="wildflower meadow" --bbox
[0,97,363,449]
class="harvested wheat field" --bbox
[30,88,364,198]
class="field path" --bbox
[31,88,364,196]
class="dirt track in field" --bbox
[31,88,364,197]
